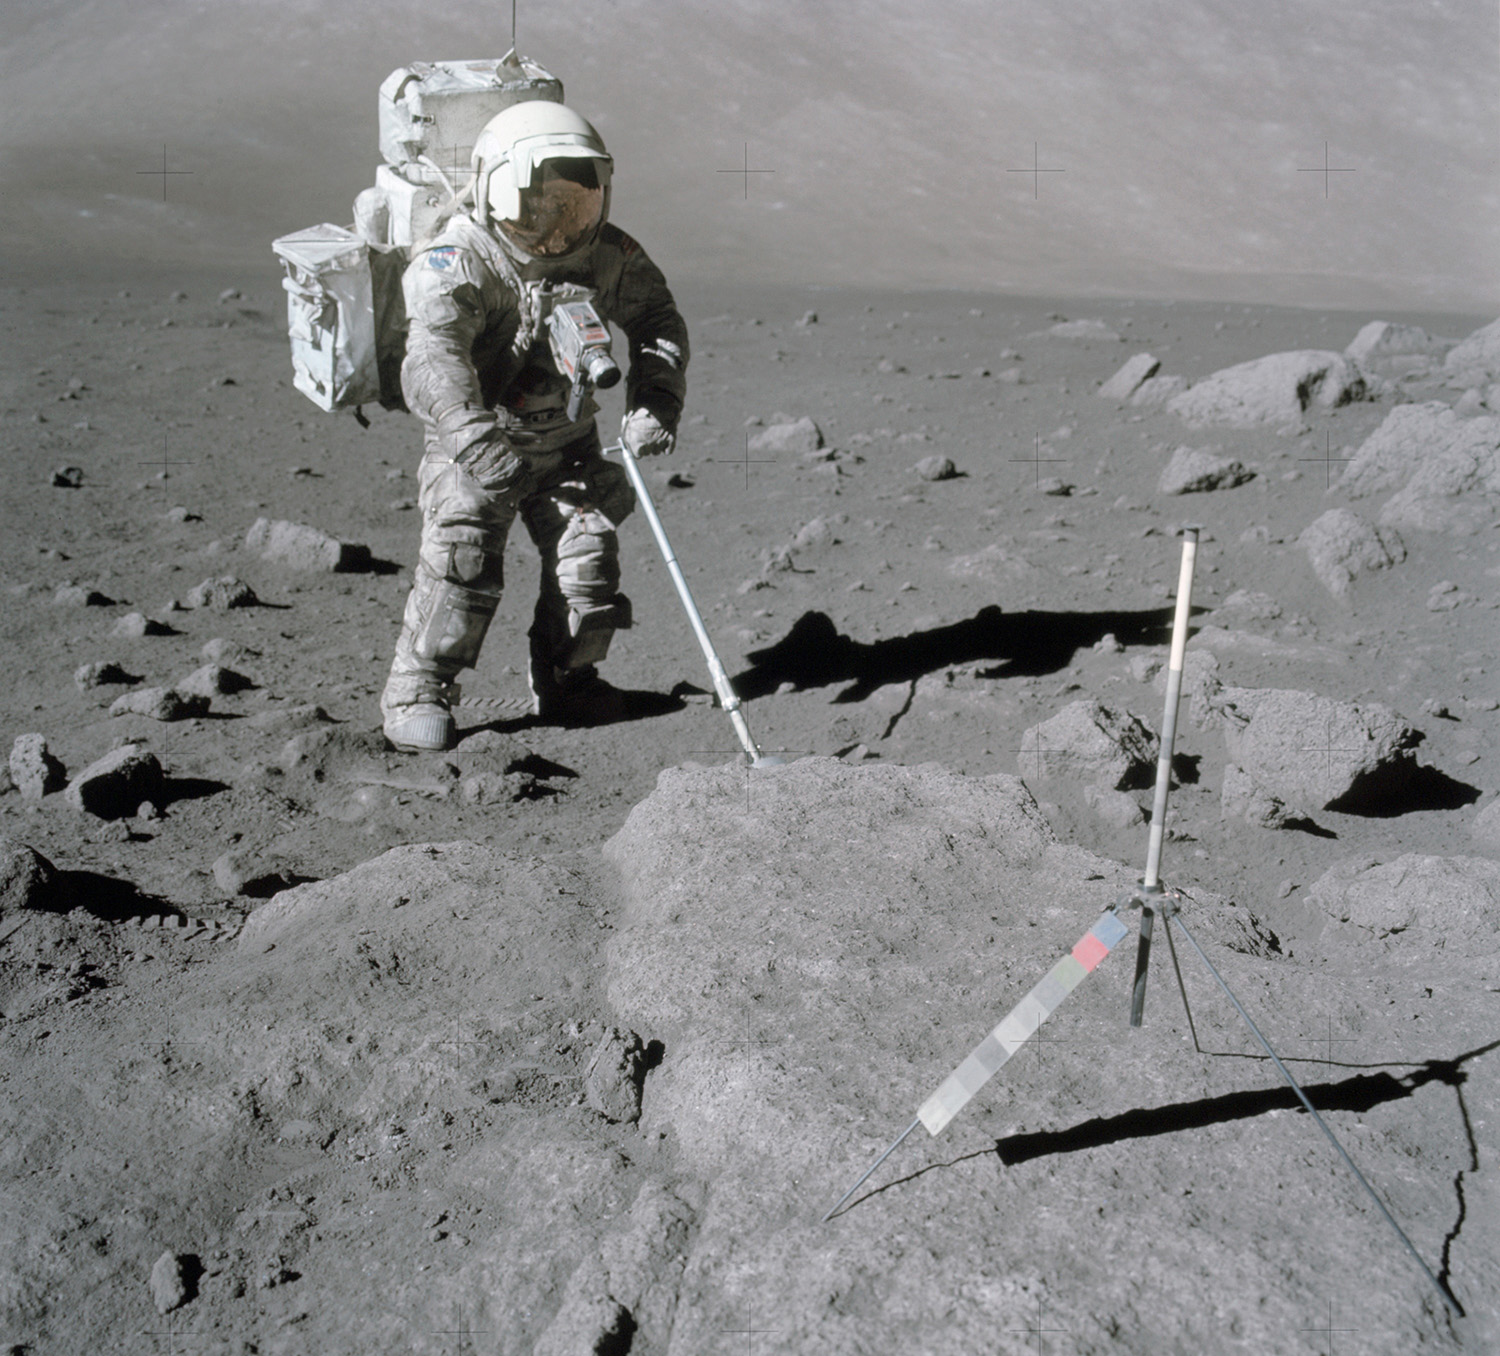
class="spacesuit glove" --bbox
[620,408,675,458]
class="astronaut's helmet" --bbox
[472,101,612,258]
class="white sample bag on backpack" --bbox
[271,225,407,415]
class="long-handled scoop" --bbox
[608,441,779,767]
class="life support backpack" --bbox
[270,50,562,425]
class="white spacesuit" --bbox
[380,100,689,752]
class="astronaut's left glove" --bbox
[620,407,675,458]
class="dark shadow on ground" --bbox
[994,1040,1498,1166]
[734,605,1196,701]
[54,870,179,923]
[161,776,231,807]
[1328,761,1481,817]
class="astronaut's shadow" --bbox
[733,604,1191,702]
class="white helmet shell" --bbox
[471,101,612,230]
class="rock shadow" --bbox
[735,605,1197,701]
[54,870,179,923]
[1326,762,1480,818]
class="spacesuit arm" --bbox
[606,237,690,433]
[400,246,517,481]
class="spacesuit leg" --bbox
[521,443,636,710]
[382,451,516,749]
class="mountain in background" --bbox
[2,0,1495,310]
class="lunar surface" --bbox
[2,4,1498,1355]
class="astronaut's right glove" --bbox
[620,407,676,458]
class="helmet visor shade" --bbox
[499,157,607,258]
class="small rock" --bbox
[914,455,958,481]
[1220,762,1290,828]
[109,687,209,722]
[584,1027,647,1123]
[54,584,113,607]
[212,850,296,898]
[217,287,242,303]
[1083,785,1145,827]
[748,417,824,455]
[1157,446,1255,495]
[184,576,257,610]
[164,506,201,523]
[9,734,67,799]
[1298,508,1406,598]
[1276,879,1295,899]
[1036,477,1074,496]
[0,837,65,916]
[201,637,257,665]
[244,517,371,573]
[176,664,252,698]
[1046,318,1121,341]
[796,310,818,326]
[1130,374,1189,408]
[1098,353,1161,400]
[51,465,84,488]
[111,611,171,639]
[1471,797,1500,847]
[66,745,165,819]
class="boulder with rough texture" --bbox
[584,1026,647,1123]
[212,849,298,898]
[1220,762,1290,828]
[1302,853,1500,952]
[1471,797,1500,847]
[1443,315,1500,386]
[109,687,209,721]
[65,745,165,819]
[747,417,823,455]
[1018,699,1157,789]
[149,1251,189,1315]
[1344,320,1446,364]
[1167,350,1365,427]
[596,759,1306,1353]
[245,517,372,572]
[0,838,64,916]
[184,576,258,610]
[1214,687,1420,810]
[175,664,251,698]
[74,661,137,690]
[1338,402,1500,536]
[1151,648,1223,729]
[1157,445,1255,495]
[1130,373,1188,408]
[914,454,958,481]
[9,734,67,799]
[1298,508,1406,597]
[1098,352,1160,400]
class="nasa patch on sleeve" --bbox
[427,247,459,271]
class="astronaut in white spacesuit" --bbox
[380,99,689,752]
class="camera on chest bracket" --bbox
[537,285,621,421]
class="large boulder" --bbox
[1443,316,1500,386]
[1338,402,1500,536]
[1214,687,1421,811]
[1298,508,1406,597]
[1156,445,1255,495]
[1300,853,1500,954]
[1097,353,1160,400]
[591,758,1431,1353]
[245,517,372,573]
[0,838,65,916]
[747,417,823,455]
[1167,350,1365,427]
[1017,699,1157,790]
[1344,320,1447,365]
[8,734,67,800]
[64,745,165,819]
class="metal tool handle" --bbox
[1130,525,1200,1027]
[608,441,761,761]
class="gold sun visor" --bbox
[495,155,609,258]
